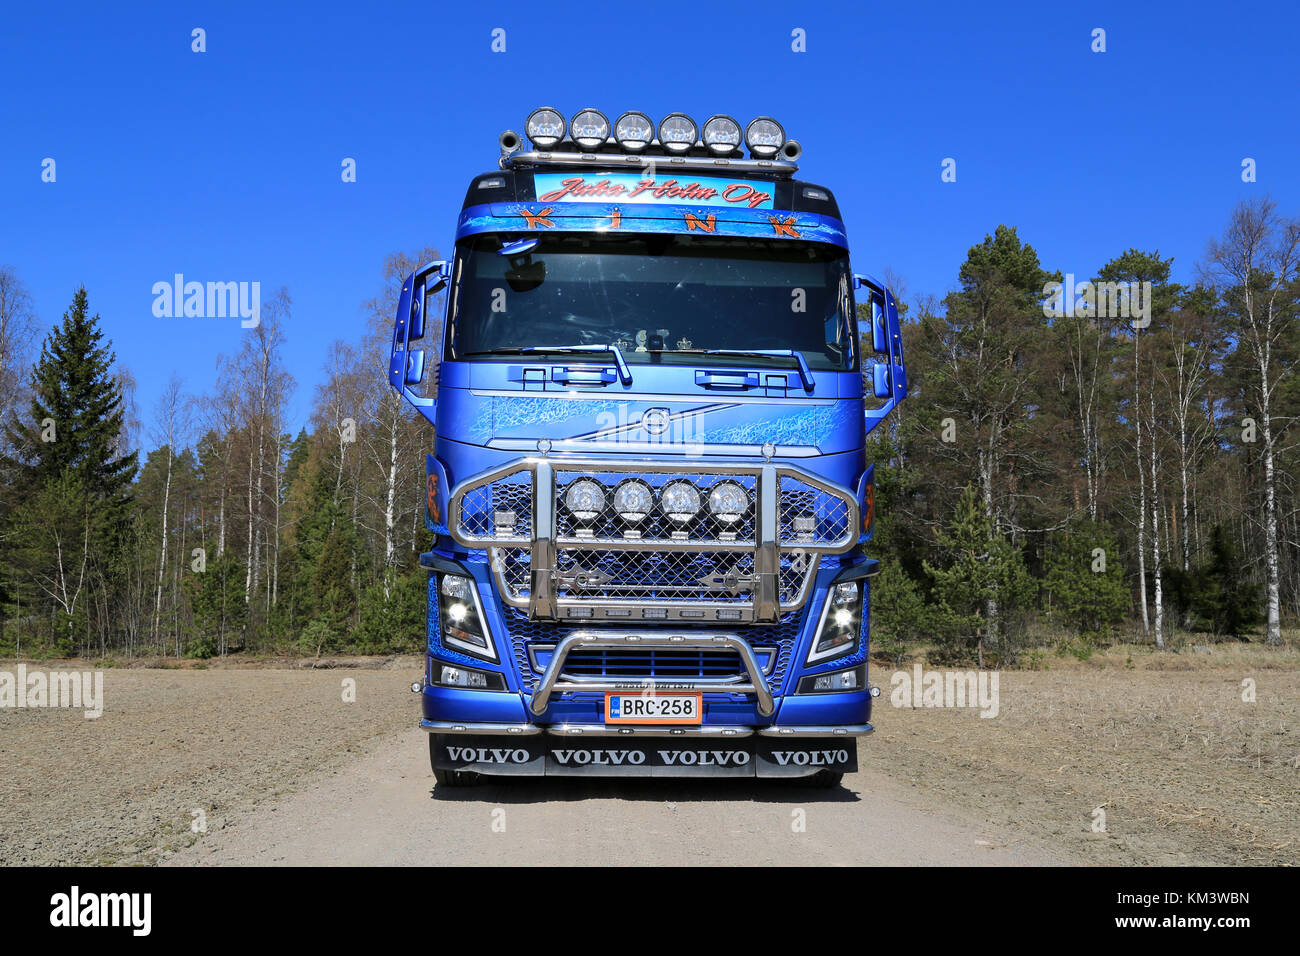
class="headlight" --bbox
[438,574,497,662]
[706,480,749,524]
[569,107,609,149]
[657,113,698,152]
[526,107,566,149]
[613,479,654,523]
[614,110,654,151]
[807,580,861,663]
[659,480,702,523]
[702,114,742,155]
[745,116,785,158]
[563,478,607,521]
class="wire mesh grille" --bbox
[491,546,816,608]
[779,474,852,546]
[455,469,532,540]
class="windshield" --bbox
[446,233,856,371]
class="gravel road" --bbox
[166,727,1065,866]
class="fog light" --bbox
[814,670,858,691]
[441,666,489,689]
[797,664,866,694]
[435,664,506,691]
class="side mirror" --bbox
[389,261,449,424]
[404,349,426,386]
[409,277,448,341]
[871,362,890,399]
[853,275,889,354]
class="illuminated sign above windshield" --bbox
[535,172,774,210]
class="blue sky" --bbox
[2,0,1297,435]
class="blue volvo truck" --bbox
[393,108,907,786]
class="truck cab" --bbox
[393,108,906,786]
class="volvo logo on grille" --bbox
[642,408,671,436]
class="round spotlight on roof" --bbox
[525,107,566,149]
[614,111,655,152]
[657,113,698,153]
[702,114,743,156]
[569,108,610,150]
[745,116,786,159]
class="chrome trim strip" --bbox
[488,439,822,458]
[545,724,755,738]
[757,724,873,737]
[755,463,779,621]
[528,631,775,718]
[529,461,557,619]
[421,720,543,736]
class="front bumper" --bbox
[425,727,864,778]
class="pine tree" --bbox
[4,287,136,509]
[2,288,136,650]
[924,484,1034,667]
[1044,523,1128,643]
[1191,525,1262,640]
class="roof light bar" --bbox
[507,109,796,164]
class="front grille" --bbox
[560,649,752,679]
[504,606,803,692]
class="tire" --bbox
[429,735,483,787]
[796,769,844,788]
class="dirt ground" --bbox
[1,648,1296,865]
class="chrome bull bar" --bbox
[527,631,776,718]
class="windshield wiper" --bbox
[653,348,814,391]
[460,344,632,386]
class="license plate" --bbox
[605,691,703,724]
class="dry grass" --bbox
[864,646,1300,865]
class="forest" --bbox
[1,197,1298,665]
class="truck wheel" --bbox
[798,769,844,789]
[429,735,483,787]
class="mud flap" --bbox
[431,734,858,778]
[436,736,546,776]
[754,738,858,778]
